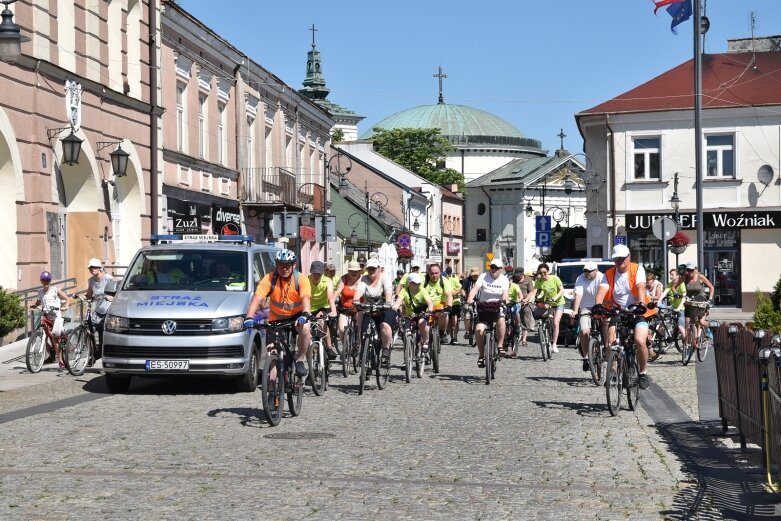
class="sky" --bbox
[176,0,781,154]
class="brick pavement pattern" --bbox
[0,339,725,520]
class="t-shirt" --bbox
[609,264,646,308]
[574,271,607,310]
[473,272,509,302]
[356,274,392,305]
[422,276,448,305]
[89,274,114,315]
[534,275,565,306]
[401,288,430,317]
[255,272,312,321]
[666,281,687,309]
[447,276,463,304]
[508,283,522,303]
[515,276,534,299]
[309,275,332,311]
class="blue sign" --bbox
[535,215,552,232]
[536,231,551,247]
[614,235,627,245]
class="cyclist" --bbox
[325,262,340,290]
[353,258,396,363]
[461,266,480,339]
[512,268,536,350]
[246,250,312,377]
[308,260,338,360]
[85,257,114,354]
[466,259,509,368]
[393,272,434,355]
[392,269,405,292]
[31,270,71,368]
[445,266,463,345]
[645,272,664,301]
[335,260,363,350]
[595,244,655,389]
[534,263,565,353]
[394,261,422,296]
[571,261,607,372]
[683,261,715,343]
[421,262,453,344]
[658,267,687,344]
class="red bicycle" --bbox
[26,305,68,373]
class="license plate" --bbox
[145,360,189,371]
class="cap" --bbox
[325,263,336,271]
[685,261,696,270]
[396,269,404,276]
[611,244,630,259]
[411,262,421,269]
[347,261,361,272]
[366,259,380,268]
[310,261,325,274]
[357,256,367,264]
[470,266,480,275]
[583,261,598,272]
[513,267,525,274]
[87,257,103,269]
[490,259,503,268]
[407,272,423,284]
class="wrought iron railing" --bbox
[242,167,299,206]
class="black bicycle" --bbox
[255,319,304,427]
[355,302,393,395]
[463,301,477,347]
[427,308,450,374]
[601,305,645,416]
[64,296,99,376]
[647,307,683,362]
[580,309,607,386]
[533,300,555,362]
[307,315,330,396]
[474,301,501,385]
[400,312,429,381]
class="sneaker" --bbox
[477,357,486,368]
[449,338,457,345]
[551,345,560,353]
[638,373,650,390]
[381,348,391,364]
[463,333,469,340]
[440,331,449,344]
[295,361,308,377]
[326,348,338,361]
[582,359,590,372]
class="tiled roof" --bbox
[578,51,781,117]
[467,155,574,188]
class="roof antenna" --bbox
[750,11,757,70]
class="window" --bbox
[247,116,255,169]
[176,84,186,151]
[632,137,660,180]
[476,229,487,241]
[217,103,226,165]
[705,134,735,178]
[198,95,207,159]
[477,203,486,215]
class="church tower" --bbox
[298,25,364,142]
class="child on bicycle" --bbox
[393,272,434,354]
[31,271,71,367]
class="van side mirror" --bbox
[105,280,119,297]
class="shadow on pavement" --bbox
[525,375,595,388]
[207,406,267,428]
[81,375,248,395]
[431,373,484,385]
[531,400,609,417]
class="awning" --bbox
[331,190,387,246]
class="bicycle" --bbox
[307,315,330,396]
[474,301,501,385]
[462,301,477,347]
[428,308,450,374]
[355,302,393,394]
[26,304,69,373]
[254,318,304,427]
[646,307,683,362]
[400,311,429,381]
[601,305,645,416]
[63,296,100,376]
[532,300,555,362]
[580,309,607,387]
[336,305,357,378]
[683,296,711,365]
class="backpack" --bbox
[266,270,300,298]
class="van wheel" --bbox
[236,347,259,392]
[105,374,132,394]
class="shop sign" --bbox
[627,211,781,231]
[167,198,209,234]
[299,226,316,242]
[446,241,460,255]
[704,231,739,249]
[211,204,240,235]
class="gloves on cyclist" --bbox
[243,318,255,330]
[647,301,657,310]
[296,315,309,326]
[630,303,647,315]
[591,304,609,317]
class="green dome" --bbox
[361,103,542,150]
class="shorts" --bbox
[361,309,398,335]
[520,304,534,330]
[577,309,592,333]
[450,303,462,317]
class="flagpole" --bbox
[693,0,705,273]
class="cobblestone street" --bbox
[0,335,732,520]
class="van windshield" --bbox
[557,264,611,289]
[122,250,248,291]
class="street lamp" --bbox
[97,141,130,178]
[670,171,682,267]
[327,151,352,197]
[0,0,29,63]
[348,213,364,247]
[364,180,388,256]
[47,127,84,167]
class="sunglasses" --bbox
[613,256,627,264]
[277,262,294,268]
[367,267,377,272]
[583,269,596,273]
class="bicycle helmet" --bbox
[39,271,52,282]
[275,250,297,263]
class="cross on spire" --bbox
[309,24,318,48]
[433,66,447,104]
[558,128,567,150]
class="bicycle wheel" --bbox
[307,340,326,397]
[430,328,440,374]
[340,327,351,378]
[485,333,493,385]
[403,332,413,383]
[697,327,710,362]
[646,323,661,362]
[490,331,497,381]
[65,326,90,376]
[605,346,623,416]
[545,320,553,359]
[287,366,304,417]
[682,323,696,366]
[376,342,391,390]
[538,321,548,362]
[625,354,640,411]
[587,337,602,386]
[25,329,47,373]
[261,353,283,426]
[358,334,371,395]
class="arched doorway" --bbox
[0,109,23,289]
[108,141,145,267]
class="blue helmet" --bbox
[275,250,297,263]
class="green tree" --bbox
[0,288,26,341]
[370,127,465,192]
[330,128,345,143]
[753,291,781,333]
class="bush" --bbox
[771,276,781,311]
[0,287,26,339]
[753,291,781,333]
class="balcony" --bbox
[242,167,301,208]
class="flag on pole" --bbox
[668,0,692,34]
[653,0,685,15]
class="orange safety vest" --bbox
[604,263,657,318]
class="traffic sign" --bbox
[614,235,627,245]
[536,231,551,247]
[536,215,552,232]
[652,217,677,241]
[314,215,337,242]
[485,252,494,261]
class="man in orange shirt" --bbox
[246,250,312,377]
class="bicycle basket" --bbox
[532,302,549,320]
[477,301,501,314]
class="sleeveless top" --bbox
[339,275,359,307]
[686,278,705,299]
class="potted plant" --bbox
[667,231,689,254]
[396,246,414,260]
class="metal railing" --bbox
[13,277,79,338]
[242,167,299,206]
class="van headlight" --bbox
[213,316,245,333]
[105,315,129,332]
